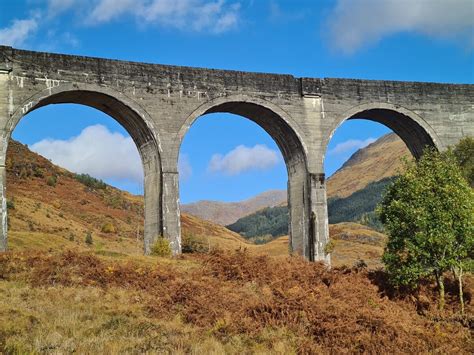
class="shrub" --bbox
[324,239,336,254]
[33,167,44,178]
[6,200,15,210]
[101,222,116,234]
[85,232,93,246]
[151,237,172,257]
[182,234,209,253]
[74,173,107,190]
[46,176,57,187]
[19,167,29,179]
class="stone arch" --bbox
[324,102,440,163]
[176,95,312,257]
[2,83,163,254]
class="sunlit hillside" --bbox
[327,133,411,198]
[5,139,388,267]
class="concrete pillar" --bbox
[287,164,310,257]
[0,165,6,252]
[141,142,162,255]
[0,65,10,252]
[161,171,181,255]
[309,173,330,264]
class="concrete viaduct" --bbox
[0,46,472,263]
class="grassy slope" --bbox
[327,133,411,198]
[6,140,249,256]
[0,250,472,353]
[6,139,388,267]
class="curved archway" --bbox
[322,104,440,265]
[325,103,439,162]
[177,96,312,258]
[1,85,162,254]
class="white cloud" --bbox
[269,1,305,23]
[30,125,143,184]
[328,138,376,155]
[178,154,193,181]
[0,18,38,47]
[47,0,79,17]
[87,0,240,33]
[89,0,138,24]
[208,144,281,175]
[327,0,474,54]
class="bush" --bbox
[6,200,15,210]
[182,234,209,253]
[33,167,44,178]
[151,237,172,257]
[85,232,93,246]
[101,222,116,234]
[46,176,57,187]
[74,173,107,190]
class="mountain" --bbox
[181,189,287,226]
[227,176,395,238]
[182,133,410,225]
[327,133,410,198]
[227,134,411,238]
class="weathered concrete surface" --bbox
[0,46,472,262]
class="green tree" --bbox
[378,148,473,311]
[452,136,474,187]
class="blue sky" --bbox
[2,0,473,203]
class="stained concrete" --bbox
[0,46,473,262]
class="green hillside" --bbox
[226,206,288,240]
[227,177,395,239]
[328,176,395,230]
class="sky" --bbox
[2,0,473,203]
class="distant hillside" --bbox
[181,189,287,226]
[183,133,410,225]
[227,176,395,238]
[327,133,410,198]
[226,133,410,239]
[227,206,288,240]
[327,176,396,230]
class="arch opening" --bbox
[348,108,436,159]
[323,107,438,267]
[177,100,311,258]
[1,89,162,255]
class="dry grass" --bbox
[0,249,472,354]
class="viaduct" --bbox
[0,46,472,263]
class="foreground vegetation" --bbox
[0,249,472,353]
[380,146,473,312]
